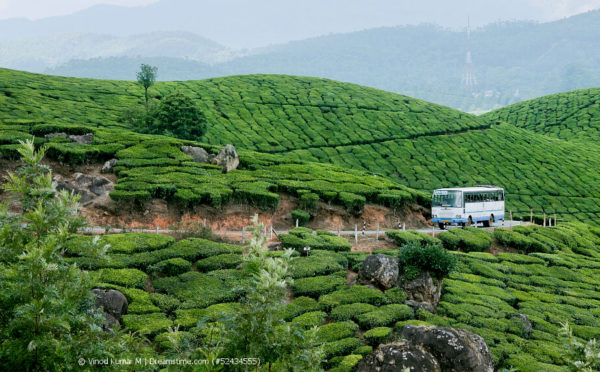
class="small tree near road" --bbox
[136,64,158,109]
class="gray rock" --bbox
[400,272,442,309]
[405,299,436,313]
[181,146,211,163]
[90,176,114,196]
[101,159,117,173]
[359,254,399,290]
[44,132,68,139]
[211,144,239,173]
[356,340,441,372]
[514,313,532,338]
[91,289,129,331]
[68,133,94,144]
[400,325,494,372]
[74,173,93,187]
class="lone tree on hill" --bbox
[136,64,158,109]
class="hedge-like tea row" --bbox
[280,227,352,253]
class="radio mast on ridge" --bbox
[461,17,478,92]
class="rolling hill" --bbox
[1,69,599,224]
[483,88,600,142]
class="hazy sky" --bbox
[2,0,600,21]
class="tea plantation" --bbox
[61,221,600,371]
[483,88,600,142]
[2,68,599,224]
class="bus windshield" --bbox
[432,190,462,208]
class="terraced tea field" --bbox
[483,88,600,142]
[1,68,600,224]
[65,221,600,371]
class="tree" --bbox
[225,215,323,371]
[149,92,207,140]
[0,140,149,370]
[136,64,158,109]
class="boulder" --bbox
[90,176,113,196]
[68,133,94,144]
[91,289,128,330]
[211,144,239,173]
[356,340,441,372]
[359,254,399,290]
[400,272,442,309]
[181,146,211,163]
[44,132,68,139]
[101,159,117,173]
[74,173,93,187]
[405,299,435,313]
[400,325,494,372]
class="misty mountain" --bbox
[0,0,544,49]
[45,10,600,112]
[0,31,231,72]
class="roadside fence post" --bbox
[543,213,546,227]
[376,223,380,239]
[242,227,246,244]
[296,219,299,228]
[510,210,513,230]
[354,224,358,243]
[530,209,533,223]
[403,223,406,231]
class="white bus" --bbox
[431,186,505,229]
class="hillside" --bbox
[38,11,600,113]
[483,88,600,142]
[61,221,600,371]
[1,69,600,225]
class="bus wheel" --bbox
[438,223,445,230]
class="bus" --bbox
[431,186,505,229]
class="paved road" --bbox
[79,219,529,237]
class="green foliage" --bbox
[559,322,600,371]
[146,92,207,140]
[494,228,552,253]
[195,254,242,272]
[356,304,414,328]
[363,327,393,345]
[292,311,327,329]
[330,303,378,322]
[319,285,386,311]
[386,230,441,247]
[0,140,148,369]
[289,251,347,278]
[283,296,321,321]
[314,321,359,343]
[281,228,352,253]
[136,63,157,107]
[291,209,311,226]
[398,242,458,280]
[384,287,408,304]
[98,268,147,289]
[438,227,493,252]
[148,257,192,277]
[328,354,363,372]
[300,192,319,211]
[292,275,346,298]
[122,313,173,336]
[322,337,362,359]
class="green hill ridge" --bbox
[1,68,599,224]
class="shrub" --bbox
[148,257,191,277]
[363,327,393,345]
[283,296,320,321]
[289,254,346,278]
[494,228,538,253]
[397,242,458,280]
[314,321,359,343]
[386,230,441,247]
[338,192,365,214]
[291,275,346,298]
[102,233,174,254]
[319,285,386,311]
[195,254,242,272]
[384,287,408,304]
[122,313,173,336]
[322,337,362,359]
[354,345,373,356]
[154,331,194,352]
[328,354,363,372]
[438,227,493,252]
[291,209,311,226]
[330,303,377,322]
[300,192,319,211]
[174,303,241,329]
[356,304,414,328]
[280,229,352,253]
[291,311,327,329]
[149,293,181,314]
[146,92,207,140]
[98,268,147,289]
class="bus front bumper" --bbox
[432,217,468,224]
